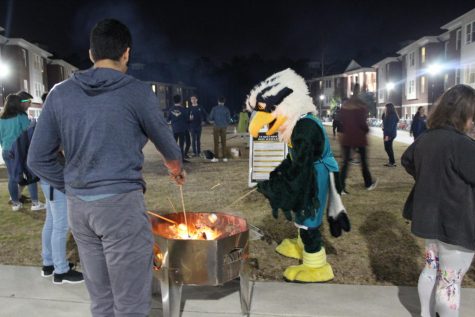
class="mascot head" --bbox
[245,68,316,143]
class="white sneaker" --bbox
[12,202,23,211]
[31,202,46,211]
[366,179,378,191]
[222,158,228,162]
[210,158,219,163]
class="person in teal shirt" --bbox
[0,92,44,211]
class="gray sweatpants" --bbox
[68,190,153,317]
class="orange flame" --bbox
[170,223,220,240]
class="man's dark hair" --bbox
[90,19,132,62]
[173,95,182,104]
[218,96,226,103]
[41,92,48,103]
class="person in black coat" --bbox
[381,103,399,167]
[409,106,427,140]
[401,84,475,317]
[188,94,207,157]
[167,95,190,162]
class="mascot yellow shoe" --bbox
[275,235,304,260]
[283,248,334,283]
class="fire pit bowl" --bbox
[150,212,251,317]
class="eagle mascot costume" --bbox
[246,68,350,283]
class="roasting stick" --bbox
[210,183,221,190]
[167,197,178,213]
[221,187,258,211]
[147,211,178,225]
[179,185,190,237]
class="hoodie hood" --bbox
[72,67,135,96]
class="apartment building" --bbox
[149,81,197,114]
[372,57,403,118]
[1,37,53,118]
[397,36,445,119]
[47,59,78,89]
[441,8,475,89]
[307,60,377,117]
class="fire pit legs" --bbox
[239,261,251,316]
[158,268,183,317]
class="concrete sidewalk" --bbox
[2,265,475,317]
[322,121,414,145]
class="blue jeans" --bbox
[2,150,39,203]
[40,181,69,274]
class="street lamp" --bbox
[319,94,324,118]
[0,59,9,106]
[427,63,443,107]
[385,82,395,91]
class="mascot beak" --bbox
[249,111,287,137]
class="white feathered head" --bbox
[245,68,316,143]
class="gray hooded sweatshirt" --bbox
[28,67,181,195]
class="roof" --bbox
[441,7,475,31]
[6,38,53,58]
[397,36,440,55]
[48,59,78,70]
[345,60,362,72]
[371,56,401,68]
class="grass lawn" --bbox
[1,124,474,287]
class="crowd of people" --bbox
[1,17,475,317]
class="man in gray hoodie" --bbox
[28,19,184,317]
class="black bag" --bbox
[202,150,215,160]
[403,186,415,220]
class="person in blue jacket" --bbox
[382,103,399,167]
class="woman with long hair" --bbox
[0,93,45,211]
[410,106,427,139]
[382,103,399,167]
[402,84,475,317]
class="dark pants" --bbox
[173,132,186,159]
[184,130,191,156]
[2,150,39,202]
[190,128,202,155]
[68,190,153,317]
[213,127,227,159]
[332,121,340,137]
[384,139,395,164]
[340,146,373,189]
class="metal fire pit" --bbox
[150,212,251,317]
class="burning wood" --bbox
[170,221,220,240]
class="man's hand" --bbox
[384,136,389,141]
[170,169,186,185]
[165,159,186,185]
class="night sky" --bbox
[2,0,474,66]
[1,0,474,111]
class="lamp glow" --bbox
[319,94,325,100]
[386,82,395,91]
[0,60,9,79]
[427,63,443,76]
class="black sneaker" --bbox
[42,262,75,277]
[53,269,84,284]
[384,163,397,167]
